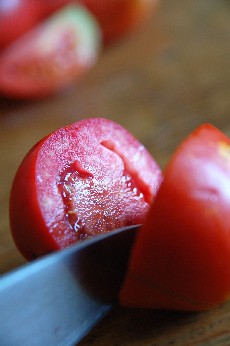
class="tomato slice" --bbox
[10,118,162,260]
[0,4,101,99]
[120,124,230,311]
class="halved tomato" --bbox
[10,118,162,260]
[0,4,101,99]
[120,124,230,311]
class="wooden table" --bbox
[0,0,230,344]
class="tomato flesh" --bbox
[10,118,162,260]
[120,124,230,311]
[0,4,101,99]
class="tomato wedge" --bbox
[0,4,101,99]
[120,124,230,311]
[10,118,162,260]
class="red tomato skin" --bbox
[120,124,230,311]
[0,0,40,48]
[9,136,60,259]
[10,118,162,260]
[0,4,101,99]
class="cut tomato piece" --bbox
[120,124,230,311]
[0,4,101,99]
[10,118,162,260]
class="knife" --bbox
[0,225,139,346]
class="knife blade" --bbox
[0,225,139,346]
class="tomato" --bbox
[120,124,230,311]
[0,0,40,48]
[10,118,162,260]
[81,0,159,44]
[0,4,101,99]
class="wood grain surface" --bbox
[0,0,230,344]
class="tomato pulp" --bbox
[10,118,162,260]
[120,124,230,311]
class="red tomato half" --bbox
[0,4,101,99]
[120,124,230,311]
[10,118,162,260]
[0,0,40,48]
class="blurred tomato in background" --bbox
[0,4,101,99]
[0,0,159,99]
